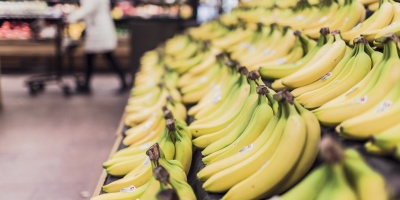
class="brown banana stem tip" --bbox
[293,30,301,36]
[166,96,173,103]
[319,135,344,164]
[216,52,226,59]
[283,90,294,104]
[256,85,269,95]
[331,30,340,36]
[162,106,168,112]
[157,189,179,200]
[164,109,174,120]
[238,66,249,75]
[247,70,261,80]
[319,27,330,35]
[158,82,166,88]
[354,36,367,44]
[273,91,284,102]
[166,118,176,132]
[368,135,375,143]
[153,166,170,185]
[146,143,161,162]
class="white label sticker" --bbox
[375,100,393,113]
[318,16,327,23]
[352,23,362,31]
[345,87,358,96]
[199,76,208,83]
[212,93,222,104]
[143,120,153,130]
[354,95,368,104]
[262,48,271,56]
[239,144,254,154]
[120,185,136,193]
[275,58,287,65]
[320,72,332,81]
[140,142,152,150]
[142,156,150,166]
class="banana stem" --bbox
[320,135,345,164]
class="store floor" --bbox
[0,74,129,200]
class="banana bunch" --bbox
[275,0,364,37]
[342,0,395,44]
[365,123,400,160]
[362,1,400,42]
[189,68,276,151]
[198,90,319,199]
[314,34,400,127]
[92,143,195,200]
[239,0,275,8]
[236,27,315,71]
[275,136,388,200]
[102,110,191,181]
[271,29,349,90]
[336,80,400,139]
[259,28,331,80]
[177,50,235,104]
[292,36,374,109]
[302,0,366,39]
[187,20,230,41]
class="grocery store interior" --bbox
[1,0,400,200]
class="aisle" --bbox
[0,74,129,200]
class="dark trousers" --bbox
[84,51,127,88]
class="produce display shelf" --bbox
[93,98,400,200]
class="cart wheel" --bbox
[37,83,45,92]
[28,84,38,96]
[63,85,71,97]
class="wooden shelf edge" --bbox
[92,113,125,197]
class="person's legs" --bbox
[103,51,128,90]
[85,53,95,87]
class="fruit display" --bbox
[92,0,400,199]
[0,21,32,39]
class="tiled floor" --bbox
[0,74,129,200]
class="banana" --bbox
[202,87,273,164]
[212,28,254,50]
[188,68,245,121]
[199,81,260,155]
[188,75,254,138]
[165,34,190,56]
[343,149,388,200]
[341,0,394,44]
[281,31,347,89]
[339,0,366,32]
[192,83,260,149]
[92,180,151,200]
[364,141,390,155]
[197,104,284,182]
[292,39,359,98]
[259,28,330,80]
[123,112,165,146]
[278,165,330,200]
[336,81,400,139]
[371,123,400,151]
[274,100,321,194]
[320,164,358,200]
[221,100,306,199]
[302,38,372,109]
[102,157,152,192]
[314,34,400,126]
[168,119,193,175]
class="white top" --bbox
[67,0,117,53]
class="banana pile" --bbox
[196,89,320,199]
[93,143,195,200]
[275,136,388,200]
[315,34,400,129]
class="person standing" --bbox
[67,0,128,93]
